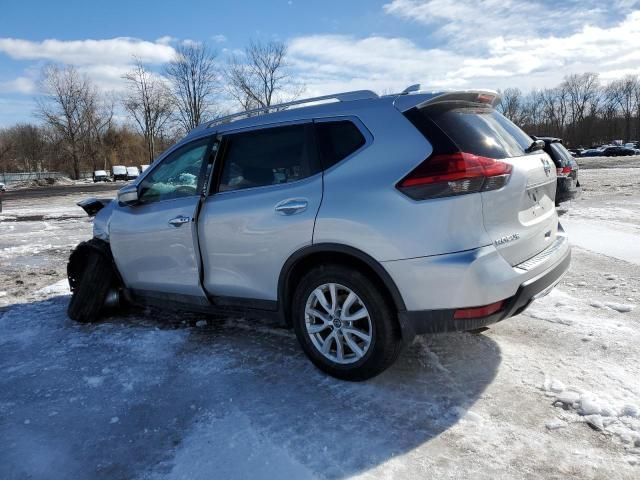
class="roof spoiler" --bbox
[415,90,500,109]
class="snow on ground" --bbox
[560,167,640,265]
[1,173,640,478]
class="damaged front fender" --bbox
[78,197,115,242]
[77,197,112,217]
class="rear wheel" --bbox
[292,265,403,381]
[67,252,114,323]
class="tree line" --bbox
[497,73,640,147]
[0,40,297,179]
[2,46,640,179]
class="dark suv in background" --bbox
[535,137,581,205]
[603,145,635,156]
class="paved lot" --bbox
[0,174,639,479]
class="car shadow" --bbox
[0,296,501,480]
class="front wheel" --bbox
[67,251,115,323]
[292,265,403,381]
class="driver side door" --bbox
[109,136,215,302]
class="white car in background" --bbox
[140,164,150,173]
[126,166,140,180]
[112,165,128,181]
[0,182,6,192]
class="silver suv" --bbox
[68,87,571,380]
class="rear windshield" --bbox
[406,105,533,159]
[549,142,573,165]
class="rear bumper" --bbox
[556,177,581,204]
[398,247,571,336]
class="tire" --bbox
[292,265,403,381]
[67,252,115,323]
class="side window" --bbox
[217,124,317,193]
[315,120,366,169]
[138,139,210,203]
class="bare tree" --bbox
[607,75,638,141]
[6,124,46,172]
[0,130,14,173]
[562,73,600,144]
[497,87,524,123]
[165,43,221,131]
[226,39,302,110]
[84,92,115,171]
[37,65,92,179]
[123,60,173,163]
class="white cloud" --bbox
[211,34,227,43]
[288,10,640,96]
[156,36,176,45]
[0,37,179,99]
[0,76,36,94]
[383,0,639,46]
[0,37,175,65]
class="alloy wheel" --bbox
[304,283,372,364]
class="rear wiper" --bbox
[526,139,545,153]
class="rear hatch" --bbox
[401,92,558,266]
[548,141,579,184]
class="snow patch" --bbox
[604,302,635,313]
[545,379,640,449]
[84,376,104,388]
[144,411,314,480]
[36,279,70,296]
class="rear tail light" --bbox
[454,300,505,320]
[556,166,572,177]
[397,152,512,200]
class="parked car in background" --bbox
[581,148,605,157]
[603,146,635,156]
[69,88,570,380]
[112,165,128,181]
[0,181,6,192]
[93,170,110,183]
[567,148,584,157]
[624,142,636,150]
[140,164,150,173]
[535,137,581,205]
[126,166,140,180]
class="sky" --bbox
[1,0,640,126]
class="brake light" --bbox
[397,152,512,200]
[454,300,505,320]
[476,93,496,104]
[556,166,571,177]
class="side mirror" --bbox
[118,184,139,206]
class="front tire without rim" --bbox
[67,252,114,323]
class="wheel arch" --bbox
[67,238,123,293]
[278,243,407,327]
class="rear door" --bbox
[423,103,558,266]
[198,122,322,303]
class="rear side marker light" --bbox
[556,166,571,177]
[397,152,512,200]
[454,300,505,320]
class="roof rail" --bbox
[206,90,379,128]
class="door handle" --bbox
[168,215,191,227]
[275,199,308,215]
